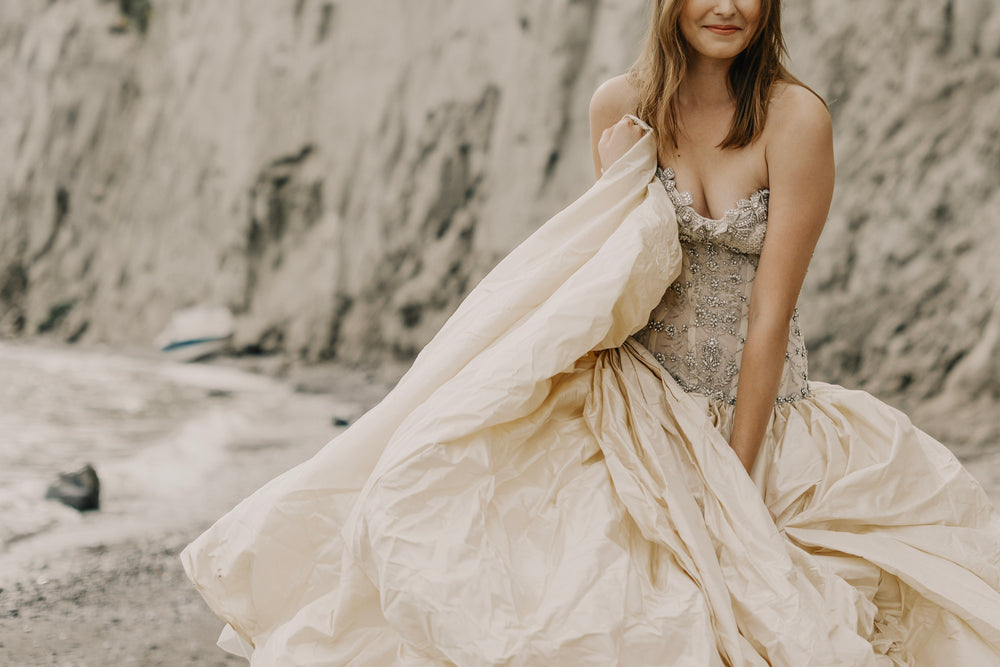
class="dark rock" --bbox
[332,417,350,427]
[44,464,100,512]
[117,0,151,34]
[36,299,76,334]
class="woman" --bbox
[183,1,1000,664]
[592,0,833,477]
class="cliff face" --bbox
[783,0,1000,449]
[0,0,640,362]
[0,1,997,441]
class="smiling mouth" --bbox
[705,25,741,35]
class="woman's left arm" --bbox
[729,87,835,474]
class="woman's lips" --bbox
[705,25,741,35]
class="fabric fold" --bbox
[181,116,1000,666]
[588,341,878,666]
[182,121,686,663]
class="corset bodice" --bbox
[631,166,810,405]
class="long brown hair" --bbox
[628,0,819,152]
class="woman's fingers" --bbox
[600,119,640,146]
[597,116,646,174]
[601,116,640,139]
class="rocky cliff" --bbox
[1,0,997,445]
[784,0,1000,450]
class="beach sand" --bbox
[0,352,403,666]
[0,532,244,666]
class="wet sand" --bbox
[0,353,402,666]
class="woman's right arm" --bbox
[728,86,834,474]
[589,75,643,181]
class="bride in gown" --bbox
[182,1,1000,664]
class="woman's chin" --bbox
[688,42,748,62]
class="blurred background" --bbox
[0,0,997,664]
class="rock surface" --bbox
[44,463,101,512]
[782,1,1000,451]
[0,1,996,445]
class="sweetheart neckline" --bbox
[655,165,768,224]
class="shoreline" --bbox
[0,343,402,666]
[0,342,404,579]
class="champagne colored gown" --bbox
[181,116,1000,666]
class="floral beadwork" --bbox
[655,166,769,256]
[631,168,810,406]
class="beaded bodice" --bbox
[631,166,810,405]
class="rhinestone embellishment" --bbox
[631,168,810,406]
[654,166,769,256]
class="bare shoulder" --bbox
[763,81,835,217]
[766,82,832,145]
[589,73,640,131]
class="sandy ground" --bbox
[0,532,245,666]
[0,354,403,667]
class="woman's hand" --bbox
[589,75,643,179]
[597,116,646,175]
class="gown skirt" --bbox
[181,121,1000,666]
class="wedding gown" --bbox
[181,115,1000,666]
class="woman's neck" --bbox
[679,54,735,111]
